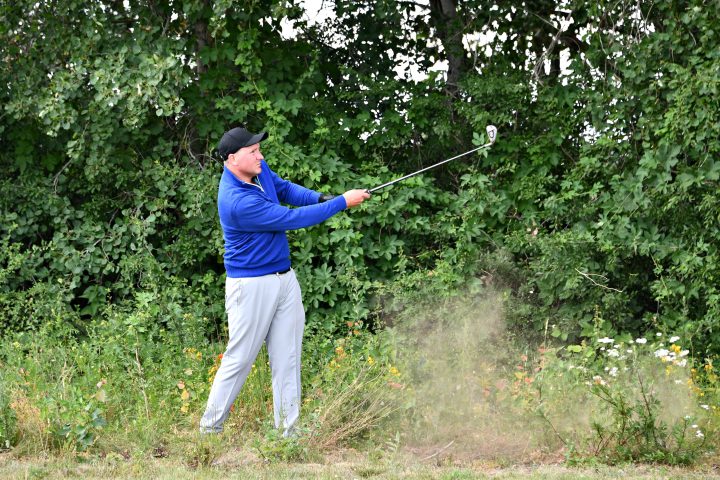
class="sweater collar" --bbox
[223,166,264,191]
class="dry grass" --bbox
[8,389,51,455]
[306,368,400,450]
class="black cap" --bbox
[217,127,269,159]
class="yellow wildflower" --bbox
[367,356,375,366]
[334,345,347,360]
[184,347,203,361]
[389,366,400,377]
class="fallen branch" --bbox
[575,268,625,293]
[421,440,454,461]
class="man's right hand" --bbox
[342,189,371,208]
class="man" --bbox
[200,126,370,436]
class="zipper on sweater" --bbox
[253,176,264,192]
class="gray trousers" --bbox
[200,269,305,436]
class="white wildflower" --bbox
[656,332,662,337]
[685,415,692,420]
[680,350,689,357]
[598,337,614,344]
[609,367,618,377]
[676,359,687,367]
[654,348,669,358]
[701,405,709,410]
[608,348,620,357]
[636,338,647,344]
[675,380,683,384]
[697,431,704,438]
[670,336,680,343]
[692,424,698,428]
[627,349,634,353]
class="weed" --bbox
[0,373,17,450]
[50,400,107,452]
[8,388,50,455]
[185,433,223,469]
[524,333,712,465]
[251,422,310,463]
[304,338,403,450]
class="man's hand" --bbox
[342,189,371,208]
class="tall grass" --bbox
[0,300,403,461]
[0,278,718,467]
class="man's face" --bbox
[228,143,263,181]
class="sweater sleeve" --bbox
[268,166,321,206]
[230,193,347,232]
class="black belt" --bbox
[274,268,291,275]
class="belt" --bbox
[274,268,291,276]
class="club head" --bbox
[486,125,497,145]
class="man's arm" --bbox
[229,189,370,233]
[267,165,321,206]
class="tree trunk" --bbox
[429,0,467,94]
[194,0,211,75]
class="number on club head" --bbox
[486,125,497,144]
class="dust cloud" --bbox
[385,288,701,464]
[389,290,554,462]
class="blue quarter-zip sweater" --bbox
[218,161,347,278]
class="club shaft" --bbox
[367,141,493,194]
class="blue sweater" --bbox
[218,161,347,278]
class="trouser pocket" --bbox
[225,277,243,314]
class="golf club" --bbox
[367,125,498,194]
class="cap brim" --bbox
[246,131,268,146]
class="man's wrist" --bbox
[318,193,336,203]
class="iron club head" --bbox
[486,125,497,145]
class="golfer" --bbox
[199,126,370,436]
